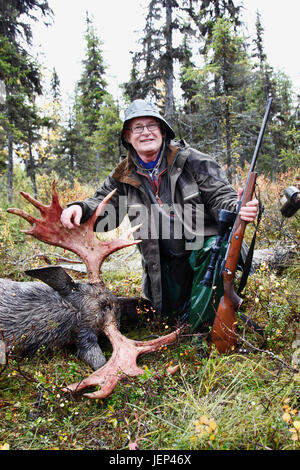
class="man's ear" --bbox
[123,129,131,146]
[160,123,167,138]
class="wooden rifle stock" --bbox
[211,172,257,353]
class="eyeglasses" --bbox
[126,123,160,134]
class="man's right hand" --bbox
[60,205,83,229]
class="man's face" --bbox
[124,116,163,162]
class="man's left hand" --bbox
[237,187,259,223]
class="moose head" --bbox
[7,182,181,399]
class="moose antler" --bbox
[8,182,182,399]
[64,322,181,399]
[7,181,140,283]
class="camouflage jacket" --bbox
[73,140,238,312]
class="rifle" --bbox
[209,97,273,353]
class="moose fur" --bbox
[0,266,119,370]
[1,181,180,399]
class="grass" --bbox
[0,171,299,451]
[1,335,299,450]
[1,263,299,451]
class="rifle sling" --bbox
[236,191,266,343]
[237,195,264,295]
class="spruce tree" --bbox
[180,17,250,180]
[52,106,82,187]
[247,11,298,178]
[59,14,122,184]
[183,0,242,51]
[0,0,52,200]
[181,0,243,160]
[123,0,191,125]
[0,0,52,46]
[50,67,61,102]
[77,14,108,136]
[0,36,44,200]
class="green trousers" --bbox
[160,236,226,331]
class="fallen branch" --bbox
[17,253,83,267]
[236,333,299,374]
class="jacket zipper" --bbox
[155,168,167,206]
[137,168,167,207]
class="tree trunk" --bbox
[95,150,100,186]
[7,133,13,203]
[70,153,75,188]
[28,142,37,198]
[164,0,174,126]
[213,81,221,156]
[225,101,232,183]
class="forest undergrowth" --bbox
[0,169,299,451]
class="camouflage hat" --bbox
[121,99,175,149]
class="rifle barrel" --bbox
[223,97,273,264]
[249,97,273,174]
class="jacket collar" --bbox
[112,140,187,187]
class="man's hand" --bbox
[60,205,83,229]
[237,188,259,223]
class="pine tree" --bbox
[180,17,250,180]
[57,14,122,184]
[247,11,298,178]
[0,36,44,200]
[0,0,52,201]
[0,0,52,46]
[50,67,61,101]
[52,106,83,187]
[77,14,108,137]
[123,0,191,125]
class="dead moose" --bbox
[0,181,181,399]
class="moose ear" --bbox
[25,266,76,295]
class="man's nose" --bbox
[141,125,151,135]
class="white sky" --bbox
[30,0,300,109]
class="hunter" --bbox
[61,99,258,327]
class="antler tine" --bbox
[19,190,51,216]
[63,323,182,399]
[7,181,142,284]
[101,223,142,253]
[50,180,60,206]
[90,188,118,225]
[89,190,142,246]
[20,180,61,213]
[126,223,143,238]
[6,207,40,229]
[7,180,62,229]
